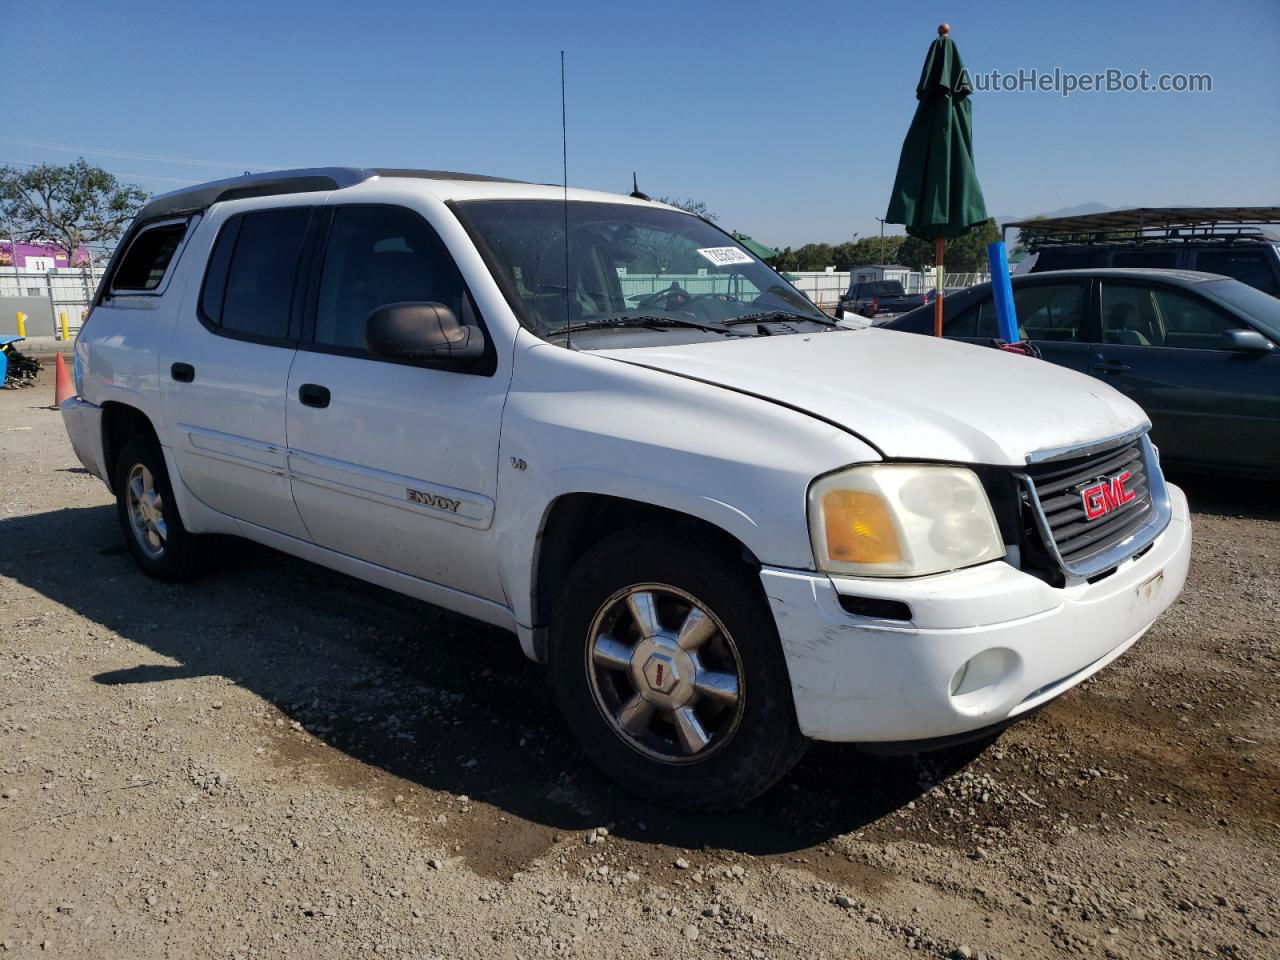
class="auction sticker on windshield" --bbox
[697,247,755,267]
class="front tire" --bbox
[113,433,203,581]
[550,525,808,809]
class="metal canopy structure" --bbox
[1004,206,1280,245]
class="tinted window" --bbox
[1013,284,1085,341]
[1101,283,1242,349]
[112,221,188,291]
[314,206,466,351]
[199,217,240,325]
[1032,249,1102,271]
[946,299,997,337]
[213,208,312,340]
[1111,249,1178,269]
[1194,249,1278,295]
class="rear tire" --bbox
[550,525,808,809]
[113,433,203,581]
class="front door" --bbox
[284,203,508,601]
[1091,279,1280,471]
[159,203,317,539]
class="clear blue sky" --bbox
[3,0,1278,248]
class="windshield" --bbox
[455,200,830,342]
[1198,278,1280,340]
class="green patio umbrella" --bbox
[732,232,777,261]
[886,23,989,335]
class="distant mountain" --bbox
[994,202,1114,231]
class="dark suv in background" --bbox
[1008,206,1280,297]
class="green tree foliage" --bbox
[657,197,718,221]
[943,219,1000,272]
[0,159,149,263]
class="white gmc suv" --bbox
[62,168,1191,809]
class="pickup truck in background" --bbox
[835,280,924,319]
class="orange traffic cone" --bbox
[53,352,75,409]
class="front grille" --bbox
[1023,437,1157,576]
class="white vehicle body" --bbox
[63,169,1190,796]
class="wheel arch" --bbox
[526,492,763,661]
[100,401,160,494]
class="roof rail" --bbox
[136,167,375,221]
[135,166,530,222]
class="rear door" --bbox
[1090,279,1280,471]
[159,201,317,539]
[942,278,1093,372]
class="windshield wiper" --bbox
[547,315,748,338]
[723,310,840,328]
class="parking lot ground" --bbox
[1,377,1277,959]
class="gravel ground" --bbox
[1,377,1277,960]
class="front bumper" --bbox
[60,395,109,486]
[762,484,1191,743]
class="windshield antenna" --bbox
[560,50,571,350]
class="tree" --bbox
[943,219,1000,272]
[1015,214,1046,253]
[657,197,718,221]
[896,236,934,272]
[0,159,149,265]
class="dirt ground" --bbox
[1,374,1277,960]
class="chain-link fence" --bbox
[1,267,104,337]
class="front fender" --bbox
[494,334,879,632]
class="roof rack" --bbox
[1004,206,1280,248]
[135,166,528,222]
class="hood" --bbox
[592,328,1148,466]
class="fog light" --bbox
[949,660,970,696]
[948,648,1022,715]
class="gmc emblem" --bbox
[1080,471,1137,520]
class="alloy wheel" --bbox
[585,583,745,764]
[125,463,167,559]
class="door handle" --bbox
[298,383,331,409]
[1092,354,1131,373]
[170,362,195,383]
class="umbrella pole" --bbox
[933,237,945,337]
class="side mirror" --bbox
[365,302,485,363]
[1221,328,1274,353]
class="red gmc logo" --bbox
[654,663,665,687]
[1080,471,1137,520]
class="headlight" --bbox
[808,464,1004,577]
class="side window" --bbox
[1111,249,1178,269]
[946,299,997,338]
[200,208,313,341]
[1012,284,1085,341]
[111,220,189,292]
[314,206,466,352]
[1032,249,1102,272]
[1101,283,1242,349]
[1194,249,1278,296]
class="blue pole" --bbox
[987,241,1019,342]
